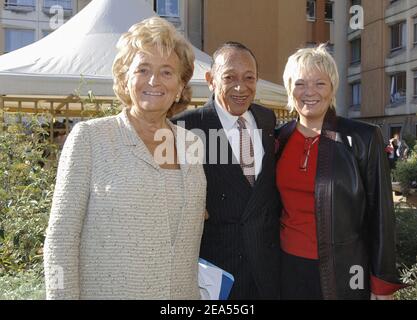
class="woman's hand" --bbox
[371,293,394,300]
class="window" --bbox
[414,17,417,45]
[43,0,72,10]
[413,70,417,98]
[4,0,35,10]
[5,29,35,53]
[155,0,179,18]
[306,0,316,20]
[391,21,406,52]
[350,38,361,64]
[351,82,361,107]
[390,72,406,104]
[325,1,333,21]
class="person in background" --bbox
[275,44,405,300]
[44,17,206,299]
[392,133,409,161]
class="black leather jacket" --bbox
[275,109,404,299]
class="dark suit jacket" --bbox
[172,97,281,299]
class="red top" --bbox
[277,128,319,259]
[276,127,401,296]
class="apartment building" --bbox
[335,0,417,141]
[203,0,334,85]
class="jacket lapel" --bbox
[275,119,297,159]
[117,108,160,171]
[249,105,274,187]
[240,105,276,221]
[166,119,194,177]
[314,108,338,300]
[117,108,197,176]
[204,99,252,194]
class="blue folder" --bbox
[198,258,234,300]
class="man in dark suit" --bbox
[172,42,280,299]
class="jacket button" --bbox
[221,193,226,200]
[238,254,243,260]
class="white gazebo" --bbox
[0,0,289,126]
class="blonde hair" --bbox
[112,17,195,116]
[283,43,339,112]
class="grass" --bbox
[0,270,45,300]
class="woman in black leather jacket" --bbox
[275,44,405,300]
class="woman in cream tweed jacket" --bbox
[43,17,206,300]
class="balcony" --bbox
[4,1,35,12]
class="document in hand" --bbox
[198,258,234,300]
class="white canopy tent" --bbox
[0,0,287,109]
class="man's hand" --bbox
[371,293,394,300]
[204,210,209,220]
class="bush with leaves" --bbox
[0,115,58,276]
[395,206,417,268]
[392,143,417,194]
[395,262,417,300]
[403,133,416,155]
[0,97,122,278]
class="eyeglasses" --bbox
[299,136,320,171]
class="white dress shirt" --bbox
[214,97,264,178]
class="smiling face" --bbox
[291,67,333,123]
[126,46,184,116]
[207,49,257,116]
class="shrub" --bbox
[395,206,417,268]
[394,202,417,300]
[403,134,416,155]
[395,262,417,300]
[392,144,417,194]
[0,99,121,278]
[0,115,58,276]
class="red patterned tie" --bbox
[237,117,255,186]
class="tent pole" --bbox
[18,101,22,123]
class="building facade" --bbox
[203,0,334,85]
[0,0,204,55]
[335,0,417,141]
[0,0,91,54]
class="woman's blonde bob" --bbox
[112,16,195,116]
[283,43,339,112]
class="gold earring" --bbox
[175,94,181,103]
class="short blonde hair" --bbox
[112,16,195,116]
[283,43,339,112]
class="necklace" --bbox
[299,135,320,171]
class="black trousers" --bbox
[280,250,323,300]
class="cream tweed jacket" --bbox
[44,108,207,300]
